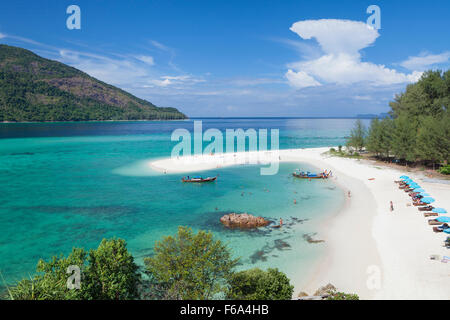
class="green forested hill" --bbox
[0,44,187,121]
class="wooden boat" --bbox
[182,175,217,183]
[292,172,330,179]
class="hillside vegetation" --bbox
[0,44,186,121]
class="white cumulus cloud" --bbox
[285,19,422,89]
[285,70,321,89]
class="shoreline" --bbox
[149,147,450,299]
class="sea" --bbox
[0,118,370,289]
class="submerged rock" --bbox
[220,213,270,229]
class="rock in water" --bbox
[220,213,270,229]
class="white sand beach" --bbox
[149,148,450,300]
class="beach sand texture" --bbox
[150,147,450,300]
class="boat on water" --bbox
[292,170,331,179]
[182,175,218,183]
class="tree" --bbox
[226,268,293,300]
[83,239,141,300]
[7,248,87,300]
[7,239,140,300]
[392,115,418,163]
[366,118,382,156]
[144,226,239,300]
[346,119,366,152]
[416,116,445,168]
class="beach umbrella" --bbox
[444,229,450,234]
[413,188,425,193]
[421,197,435,204]
[409,183,420,188]
[400,175,409,179]
[436,217,450,223]
[432,208,447,214]
[419,193,430,197]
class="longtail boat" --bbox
[292,171,330,179]
[182,175,218,183]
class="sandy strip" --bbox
[149,148,450,300]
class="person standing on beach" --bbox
[390,201,394,212]
[348,190,351,198]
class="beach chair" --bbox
[424,212,438,217]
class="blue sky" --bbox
[0,0,449,117]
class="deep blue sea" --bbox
[0,118,369,289]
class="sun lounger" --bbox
[432,224,449,231]
[424,212,438,217]
[428,220,443,225]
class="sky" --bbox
[0,0,449,117]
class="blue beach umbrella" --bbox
[432,208,447,214]
[444,229,450,234]
[413,188,425,193]
[409,183,420,188]
[419,193,430,197]
[400,175,409,179]
[421,197,435,204]
[436,217,450,223]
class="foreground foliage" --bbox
[144,226,239,300]
[226,268,294,300]
[6,239,140,300]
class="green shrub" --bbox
[6,239,140,300]
[144,226,238,300]
[226,268,293,300]
[327,291,359,300]
[439,165,450,175]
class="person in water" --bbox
[280,218,283,227]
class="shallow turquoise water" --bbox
[0,119,362,287]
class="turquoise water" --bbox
[0,119,364,288]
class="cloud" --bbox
[285,19,422,88]
[285,70,321,89]
[135,55,155,66]
[353,95,372,100]
[290,19,379,56]
[400,51,450,70]
[231,78,284,86]
[0,32,6,39]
